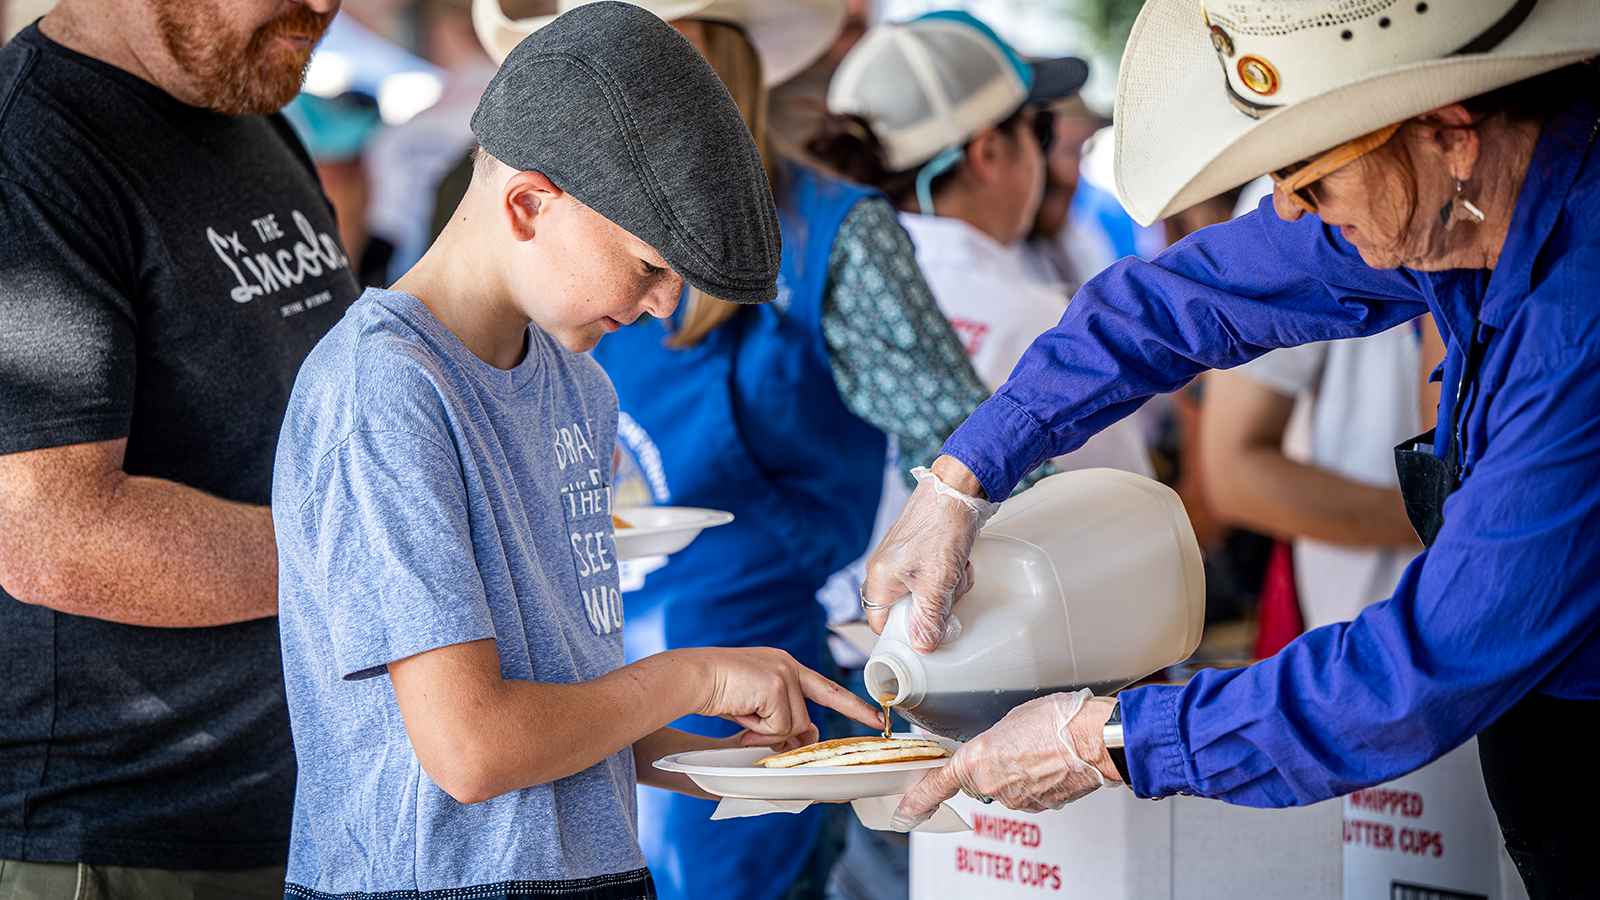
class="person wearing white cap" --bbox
[856,2,1600,894]
[474,3,1003,899]
[812,11,1153,478]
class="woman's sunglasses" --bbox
[1271,121,1403,214]
[1031,108,1057,155]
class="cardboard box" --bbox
[910,739,1526,899]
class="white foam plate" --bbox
[653,734,961,801]
[612,506,733,560]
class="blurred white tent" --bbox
[4,0,58,44]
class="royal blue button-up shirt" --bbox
[942,97,1600,807]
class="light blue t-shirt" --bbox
[273,289,646,898]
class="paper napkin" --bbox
[711,795,970,833]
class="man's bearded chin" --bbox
[156,3,335,117]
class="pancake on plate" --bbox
[755,736,951,768]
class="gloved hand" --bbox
[862,463,1000,652]
[890,690,1119,831]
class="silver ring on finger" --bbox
[859,587,891,611]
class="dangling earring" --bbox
[1439,179,1486,228]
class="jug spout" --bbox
[864,640,925,709]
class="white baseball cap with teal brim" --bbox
[828,10,1088,214]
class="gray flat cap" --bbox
[471,1,780,304]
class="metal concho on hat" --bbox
[1199,0,1538,121]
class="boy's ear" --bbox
[503,171,565,243]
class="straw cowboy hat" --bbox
[1114,0,1600,225]
[473,0,846,86]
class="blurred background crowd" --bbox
[0,1,1442,898]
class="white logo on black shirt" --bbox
[206,209,349,307]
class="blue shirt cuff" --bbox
[1120,684,1191,799]
[940,393,1050,502]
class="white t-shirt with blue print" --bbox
[273,289,648,899]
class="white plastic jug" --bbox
[864,468,1205,741]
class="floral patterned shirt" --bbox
[820,197,991,486]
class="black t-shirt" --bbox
[0,26,358,868]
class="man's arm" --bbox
[0,169,273,626]
[1200,369,1419,546]
[0,438,276,626]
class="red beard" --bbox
[155,2,335,117]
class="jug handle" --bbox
[940,614,961,644]
[881,595,961,646]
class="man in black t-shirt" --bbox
[0,0,358,895]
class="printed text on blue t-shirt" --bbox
[557,419,624,636]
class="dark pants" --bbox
[1477,691,1600,898]
[0,861,284,900]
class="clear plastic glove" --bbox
[890,690,1116,831]
[863,464,1000,652]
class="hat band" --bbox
[1222,0,1543,121]
[1225,76,1278,120]
[1456,0,1539,53]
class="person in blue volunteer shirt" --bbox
[859,2,1600,896]
[473,2,1007,898]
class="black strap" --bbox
[1224,76,1279,120]
[1454,0,1540,54]
[1444,317,1490,480]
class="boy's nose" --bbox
[643,278,685,318]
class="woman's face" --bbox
[1273,125,1464,271]
[992,110,1048,244]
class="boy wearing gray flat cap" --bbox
[270,4,882,898]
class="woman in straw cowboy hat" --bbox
[857,0,1600,893]
[475,2,997,899]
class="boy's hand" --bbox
[687,647,883,744]
[736,724,819,752]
